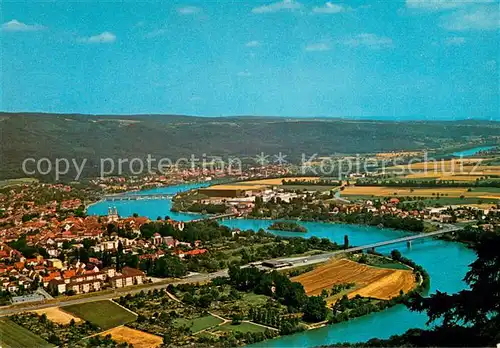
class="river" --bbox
[451,145,495,157]
[87,183,475,347]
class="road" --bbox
[0,225,459,316]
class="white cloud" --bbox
[444,36,466,45]
[178,6,202,15]
[237,71,252,77]
[405,0,470,11]
[252,0,303,14]
[305,42,331,51]
[340,33,393,49]
[1,19,46,32]
[145,28,168,38]
[312,2,350,14]
[245,40,261,47]
[440,5,499,30]
[78,32,116,43]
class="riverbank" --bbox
[86,182,476,347]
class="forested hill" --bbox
[1,112,499,180]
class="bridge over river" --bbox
[335,225,461,254]
[266,224,463,268]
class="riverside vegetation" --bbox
[268,221,308,232]
[250,196,425,232]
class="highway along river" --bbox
[88,183,475,346]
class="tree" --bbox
[116,240,123,271]
[391,249,402,261]
[344,235,349,249]
[321,289,329,298]
[147,255,187,278]
[163,334,172,345]
[359,253,368,264]
[231,312,244,325]
[402,232,500,346]
[47,334,60,345]
[303,296,328,322]
[78,247,89,263]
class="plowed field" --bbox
[292,259,416,301]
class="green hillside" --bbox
[1,112,498,180]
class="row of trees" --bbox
[282,179,342,186]
[139,255,187,278]
[177,202,228,214]
[355,178,500,188]
[248,307,303,335]
[251,197,426,232]
[335,212,425,232]
[140,220,232,243]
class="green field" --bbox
[371,260,411,270]
[173,315,223,333]
[62,300,137,330]
[471,187,500,193]
[216,322,268,333]
[0,318,52,348]
[350,254,411,271]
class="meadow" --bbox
[173,314,224,333]
[214,322,269,334]
[0,317,52,348]
[62,300,137,330]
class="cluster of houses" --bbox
[1,169,498,303]
[47,263,145,295]
[0,183,209,300]
[0,246,147,296]
[345,198,499,225]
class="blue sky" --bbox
[1,0,498,119]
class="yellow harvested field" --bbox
[102,326,163,348]
[32,307,82,325]
[480,195,500,200]
[403,173,486,182]
[236,177,321,185]
[341,186,499,198]
[205,177,323,190]
[349,271,416,300]
[292,259,415,301]
[376,151,423,158]
[386,159,500,177]
[387,159,486,171]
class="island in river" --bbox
[268,221,308,233]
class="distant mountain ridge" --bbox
[1,112,498,180]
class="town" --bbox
[1,156,499,305]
